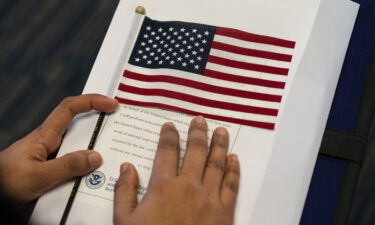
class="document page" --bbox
[79,105,241,199]
[75,102,275,225]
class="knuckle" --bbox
[190,119,208,131]
[64,153,85,173]
[206,160,225,175]
[150,177,173,194]
[205,195,219,209]
[227,163,240,176]
[158,126,179,150]
[187,141,207,153]
[114,175,137,193]
[212,141,228,151]
[189,124,207,136]
[187,122,208,150]
[224,180,239,193]
[61,96,74,107]
[149,171,171,186]
[180,178,200,192]
[157,138,179,151]
[187,135,207,150]
[60,96,76,115]
[34,126,44,137]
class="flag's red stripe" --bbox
[216,27,296,49]
[115,97,275,130]
[124,70,282,102]
[118,83,278,116]
[208,55,289,76]
[203,69,285,89]
[211,41,293,62]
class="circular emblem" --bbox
[85,171,106,189]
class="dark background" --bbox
[0,1,119,224]
[0,1,374,225]
[0,0,119,150]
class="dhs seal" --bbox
[85,171,106,189]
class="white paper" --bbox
[29,0,359,224]
[250,0,359,224]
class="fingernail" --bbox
[231,154,239,163]
[195,115,206,124]
[111,98,119,109]
[165,122,176,128]
[216,127,228,136]
[88,152,102,167]
[120,163,129,175]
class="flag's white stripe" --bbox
[209,49,291,69]
[214,35,294,55]
[121,77,280,109]
[127,64,284,95]
[116,91,277,123]
[205,63,288,82]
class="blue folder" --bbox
[300,0,375,224]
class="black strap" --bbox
[319,129,367,164]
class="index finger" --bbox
[36,94,118,151]
[150,122,180,183]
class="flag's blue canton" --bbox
[129,17,216,74]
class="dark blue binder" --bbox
[300,1,375,224]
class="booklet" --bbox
[30,0,359,225]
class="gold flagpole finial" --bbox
[135,6,146,15]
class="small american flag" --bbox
[115,17,295,130]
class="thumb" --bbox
[114,163,139,224]
[38,150,102,190]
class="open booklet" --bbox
[30,0,359,225]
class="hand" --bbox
[114,116,240,225]
[0,94,118,204]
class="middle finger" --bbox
[180,116,208,181]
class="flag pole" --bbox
[59,6,147,225]
[135,6,146,15]
[108,5,147,99]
